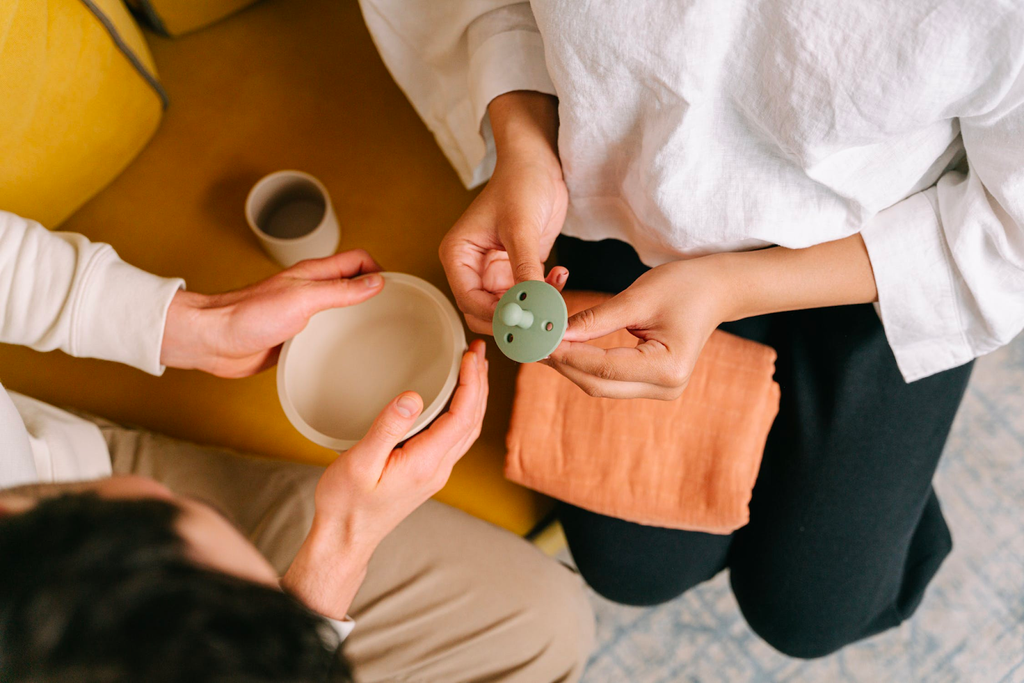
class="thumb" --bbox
[349,392,423,476]
[309,272,384,313]
[562,294,636,342]
[503,222,545,283]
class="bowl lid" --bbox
[278,272,467,450]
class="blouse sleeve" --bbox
[861,66,1024,381]
[0,210,184,375]
[358,0,555,188]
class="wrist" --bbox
[488,91,560,166]
[281,514,376,620]
[700,252,753,323]
[159,290,219,372]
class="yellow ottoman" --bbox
[125,0,261,37]
[0,0,164,228]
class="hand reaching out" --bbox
[545,236,880,399]
[160,250,384,377]
[546,259,728,400]
[282,340,489,619]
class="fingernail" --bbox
[558,270,568,284]
[360,273,383,288]
[396,395,419,417]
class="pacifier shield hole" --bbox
[506,333,514,343]
[518,291,527,301]
[545,321,554,331]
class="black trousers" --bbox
[554,236,974,659]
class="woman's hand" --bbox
[546,235,879,400]
[160,250,383,378]
[546,259,730,400]
[281,341,489,619]
[440,91,569,334]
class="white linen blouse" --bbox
[359,0,1024,382]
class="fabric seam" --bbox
[67,245,113,359]
[76,0,169,109]
[920,189,974,360]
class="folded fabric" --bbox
[505,291,780,534]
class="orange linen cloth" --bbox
[505,292,781,534]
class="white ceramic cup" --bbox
[245,170,340,268]
[277,273,468,451]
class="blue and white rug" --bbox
[578,337,1024,683]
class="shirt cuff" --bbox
[324,616,355,643]
[860,190,976,382]
[467,29,556,137]
[70,246,185,376]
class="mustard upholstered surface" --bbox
[0,0,550,535]
[125,0,261,37]
[0,0,163,228]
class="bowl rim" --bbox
[277,272,468,451]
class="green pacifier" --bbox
[493,281,568,363]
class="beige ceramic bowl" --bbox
[277,273,467,450]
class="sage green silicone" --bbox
[493,281,568,363]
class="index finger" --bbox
[502,224,545,283]
[288,250,382,280]
[562,293,638,343]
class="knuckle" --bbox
[594,361,617,381]
[512,260,537,282]
[412,467,433,487]
[574,308,597,333]
[665,379,689,400]
[453,413,476,436]
[662,366,690,388]
[430,468,453,493]
[438,234,459,261]
[375,416,407,441]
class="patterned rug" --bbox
[577,337,1024,683]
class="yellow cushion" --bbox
[0,0,551,536]
[0,0,164,228]
[125,0,261,37]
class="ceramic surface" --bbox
[245,170,340,267]
[278,272,467,450]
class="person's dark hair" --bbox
[0,493,352,683]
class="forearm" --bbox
[280,517,376,621]
[713,233,878,322]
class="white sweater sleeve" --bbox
[358,0,555,188]
[861,67,1024,382]
[0,211,184,376]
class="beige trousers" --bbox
[91,417,595,683]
